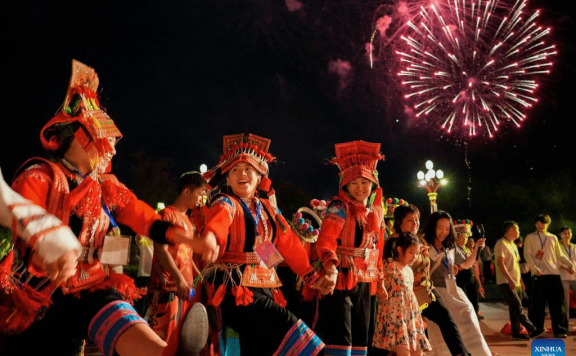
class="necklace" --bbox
[259,203,270,243]
[240,197,254,207]
[61,159,84,181]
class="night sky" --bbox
[2,0,576,240]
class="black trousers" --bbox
[277,265,316,327]
[529,274,566,334]
[221,286,298,356]
[421,290,469,356]
[521,272,532,307]
[316,282,371,349]
[5,289,125,356]
[498,283,536,335]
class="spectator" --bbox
[558,226,576,328]
[481,242,494,283]
[524,214,575,338]
[494,221,543,340]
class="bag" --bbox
[413,285,432,311]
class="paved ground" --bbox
[469,301,575,356]
[81,301,576,355]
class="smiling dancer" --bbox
[315,140,388,356]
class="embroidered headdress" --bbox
[218,133,274,175]
[204,133,276,200]
[384,197,408,219]
[40,60,122,169]
[454,219,474,237]
[330,141,384,187]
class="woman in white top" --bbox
[559,226,576,326]
[423,211,491,356]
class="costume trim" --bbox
[350,346,368,356]
[88,300,147,356]
[324,344,352,356]
[273,319,324,356]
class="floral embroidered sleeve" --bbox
[315,200,346,268]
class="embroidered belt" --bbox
[336,247,379,282]
[336,246,370,258]
[217,251,261,265]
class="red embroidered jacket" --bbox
[204,193,314,279]
[315,190,386,292]
[11,158,175,294]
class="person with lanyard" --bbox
[424,211,491,356]
[453,219,485,319]
[5,60,210,356]
[147,172,208,343]
[494,221,543,340]
[375,204,469,356]
[558,226,576,329]
[198,133,324,356]
[314,140,388,356]
[524,214,575,338]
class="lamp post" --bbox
[417,160,448,214]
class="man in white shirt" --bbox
[524,214,575,338]
[495,221,542,340]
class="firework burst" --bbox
[381,0,555,138]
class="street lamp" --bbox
[417,160,448,213]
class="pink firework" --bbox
[393,0,555,138]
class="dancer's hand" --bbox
[176,277,192,300]
[200,231,220,263]
[319,262,338,295]
[31,249,78,285]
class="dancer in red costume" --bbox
[199,133,324,356]
[148,172,208,342]
[314,140,388,356]
[4,60,209,356]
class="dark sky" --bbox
[2,0,576,234]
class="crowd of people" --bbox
[1,60,576,356]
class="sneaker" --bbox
[530,329,546,338]
[177,303,210,356]
[554,333,567,338]
[511,333,530,340]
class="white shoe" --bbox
[177,303,210,356]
